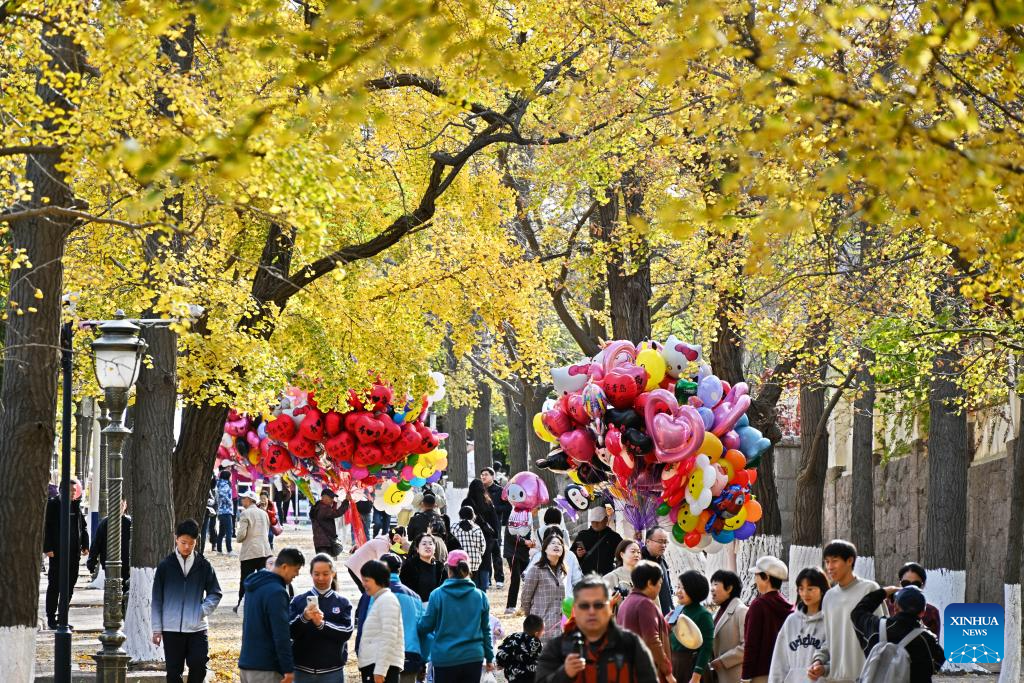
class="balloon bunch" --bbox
[533,336,771,551]
[219,375,448,516]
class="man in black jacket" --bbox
[407,493,442,540]
[481,467,509,587]
[536,575,657,683]
[87,498,132,597]
[42,478,90,630]
[851,584,945,682]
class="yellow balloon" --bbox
[434,458,448,470]
[722,506,749,530]
[413,462,435,479]
[636,349,667,391]
[248,451,260,465]
[533,413,557,443]
[383,483,405,506]
[687,469,705,499]
[677,502,700,532]
[568,470,583,485]
[700,433,724,463]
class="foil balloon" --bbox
[502,472,550,536]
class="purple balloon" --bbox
[698,407,715,430]
[426,471,442,484]
[734,521,756,540]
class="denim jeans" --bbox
[216,513,233,552]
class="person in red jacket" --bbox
[742,556,793,683]
[616,561,676,683]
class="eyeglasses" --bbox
[575,601,608,611]
[900,579,924,588]
[647,538,668,545]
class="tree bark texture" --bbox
[850,352,876,556]
[0,26,82,630]
[1004,429,1024,585]
[594,172,652,345]
[446,403,471,487]
[793,373,829,547]
[473,380,493,468]
[923,346,968,571]
[125,325,177,567]
[502,383,529,475]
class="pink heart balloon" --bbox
[542,408,573,437]
[559,428,596,464]
[644,389,705,463]
[601,340,638,375]
[566,393,590,425]
[712,382,751,436]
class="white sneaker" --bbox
[496,582,504,588]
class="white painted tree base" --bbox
[0,626,37,683]
[855,555,875,583]
[735,535,784,603]
[788,545,822,600]
[999,583,1020,682]
[924,568,983,672]
[124,566,163,662]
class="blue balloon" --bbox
[410,477,427,487]
[340,460,352,470]
[713,529,735,544]
[697,375,723,406]
[736,413,750,429]
[392,411,407,424]
[698,407,715,430]
[737,425,771,458]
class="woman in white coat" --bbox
[356,559,405,683]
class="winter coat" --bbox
[151,551,222,633]
[532,525,582,596]
[453,521,487,572]
[603,565,634,594]
[616,591,673,682]
[641,547,674,614]
[462,495,500,540]
[535,622,657,683]
[851,588,945,683]
[743,590,794,679]
[87,514,132,573]
[389,574,427,671]
[238,570,294,673]
[356,588,406,677]
[488,481,512,524]
[289,587,354,675]
[520,562,568,639]
[712,598,748,683]
[668,602,716,678]
[309,499,347,549]
[42,496,89,558]
[572,526,623,577]
[216,479,233,515]
[496,631,543,683]
[399,555,445,603]
[417,577,494,667]
[236,504,272,562]
[769,609,828,683]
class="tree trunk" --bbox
[793,373,829,547]
[124,325,178,661]
[0,22,82,671]
[1001,387,1024,683]
[447,403,471,487]
[850,351,876,557]
[172,402,229,523]
[922,346,968,570]
[473,380,493,469]
[502,383,529,475]
[596,172,652,344]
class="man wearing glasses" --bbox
[885,562,941,639]
[536,574,657,683]
[641,528,674,614]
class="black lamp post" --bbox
[90,312,146,683]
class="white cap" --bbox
[749,555,788,580]
[588,507,607,523]
[240,489,259,503]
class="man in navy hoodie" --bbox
[151,519,223,683]
[239,547,305,683]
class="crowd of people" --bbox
[44,466,949,683]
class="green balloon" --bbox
[562,596,574,618]
[675,379,698,402]
[396,480,411,491]
[657,502,670,516]
[672,523,685,544]
[407,454,420,466]
[368,465,382,473]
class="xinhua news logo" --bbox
[943,603,1003,664]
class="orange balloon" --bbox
[745,499,763,523]
[724,449,746,473]
[746,468,758,485]
[698,509,712,526]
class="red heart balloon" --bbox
[368,384,394,412]
[356,443,382,466]
[324,411,344,437]
[605,427,623,457]
[352,414,383,443]
[289,436,318,459]
[566,394,590,425]
[603,365,648,409]
[298,408,324,441]
[379,418,401,444]
[558,428,595,463]
[266,414,296,442]
[325,431,355,461]
[262,443,292,474]
[542,408,573,437]
[398,423,421,453]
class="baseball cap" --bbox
[240,490,259,502]
[588,507,607,523]
[749,555,788,580]
[895,585,927,614]
[321,489,337,498]
[446,550,470,568]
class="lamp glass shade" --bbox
[92,316,144,390]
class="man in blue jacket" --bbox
[239,547,305,683]
[151,519,223,683]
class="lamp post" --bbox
[91,312,146,683]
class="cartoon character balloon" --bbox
[502,471,550,536]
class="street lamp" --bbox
[91,311,146,683]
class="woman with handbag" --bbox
[667,570,716,682]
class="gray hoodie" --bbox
[769,609,828,683]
